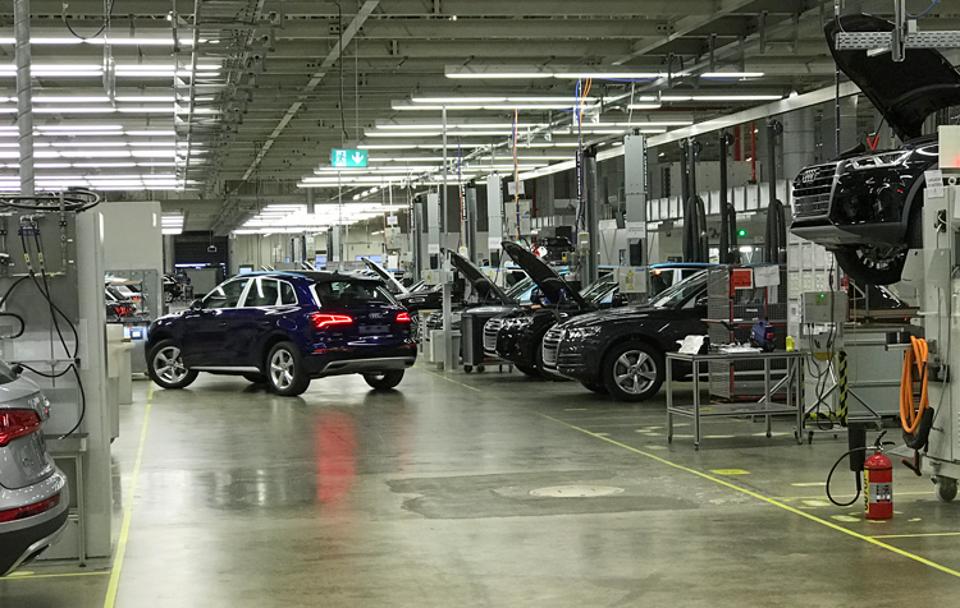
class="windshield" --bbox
[505,276,534,299]
[649,271,707,309]
[579,275,616,301]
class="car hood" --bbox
[501,241,587,309]
[448,251,513,305]
[827,14,960,141]
[462,304,520,316]
[361,257,407,294]
[561,304,661,328]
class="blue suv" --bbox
[146,271,417,396]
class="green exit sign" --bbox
[330,148,368,168]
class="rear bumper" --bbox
[0,472,70,577]
[303,344,417,377]
[316,356,415,375]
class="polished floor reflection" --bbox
[3,366,960,607]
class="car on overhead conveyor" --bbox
[0,361,69,577]
[542,270,711,401]
[145,271,417,396]
[790,13,953,285]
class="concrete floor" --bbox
[2,364,960,607]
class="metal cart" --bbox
[666,350,804,450]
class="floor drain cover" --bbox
[529,485,625,498]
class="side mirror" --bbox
[695,295,709,308]
[189,298,204,311]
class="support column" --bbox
[583,146,600,287]
[624,134,648,263]
[486,174,504,266]
[464,184,478,263]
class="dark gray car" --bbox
[0,361,69,576]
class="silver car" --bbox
[0,361,69,576]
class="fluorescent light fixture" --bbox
[700,72,765,79]
[410,96,599,104]
[376,122,547,130]
[445,67,667,80]
[392,102,597,112]
[365,130,514,138]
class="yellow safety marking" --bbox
[565,408,589,412]
[539,413,960,580]
[802,499,830,507]
[909,518,923,523]
[871,531,960,540]
[4,570,110,581]
[791,482,826,487]
[102,383,154,608]
[830,515,860,523]
[425,369,482,393]
[711,469,751,476]
[703,434,737,439]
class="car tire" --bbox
[265,342,311,397]
[242,373,266,384]
[363,370,404,390]
[602,341,664,402]
[147,339,198,389]
[834,246,906,286]
[581,380,608,394]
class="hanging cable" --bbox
[900,336,930,435]
[61,0,117,41]
[908,0,940,19]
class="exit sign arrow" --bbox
[330,148,368,169]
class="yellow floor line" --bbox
[539,413,960,580]
[871,531,960,540]
[424,369,482,393]
[5,570,110,582]
[102,383,154,608]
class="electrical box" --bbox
[801,291,848,324]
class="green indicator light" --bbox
[737,228,747,238]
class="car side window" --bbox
[204,278,249,309]
[279,281,298,305]
[243,278,280,307]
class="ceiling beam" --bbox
[237,0,380,185]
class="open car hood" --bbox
[447,250,513,305]
[501,241,588,308]
[827,14,960,141]
[361,257,407,295]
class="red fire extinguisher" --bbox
[864,449,893,520]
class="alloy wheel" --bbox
[154,346,188,384]
[613,350,657,395]
[270,349,295,390]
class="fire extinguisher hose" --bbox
[825,447,865,507]
[899,336,929,435]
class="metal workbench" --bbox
[666,350,805,450]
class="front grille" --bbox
[541,324,562,369]
[793,162,839,219]
[483,318,503,353]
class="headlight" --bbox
[566,326,602,340]
[845,151,910,171]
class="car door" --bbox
[181,277,251,367]
[223,277,296,367]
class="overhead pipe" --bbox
[14,0,33,195]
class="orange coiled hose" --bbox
[900,336,929,435]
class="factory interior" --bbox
[3,1,960,606]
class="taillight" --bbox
[0,494,61,523]
[310,312,354,330]
[0,409,42,447]
[395,311,412,324]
